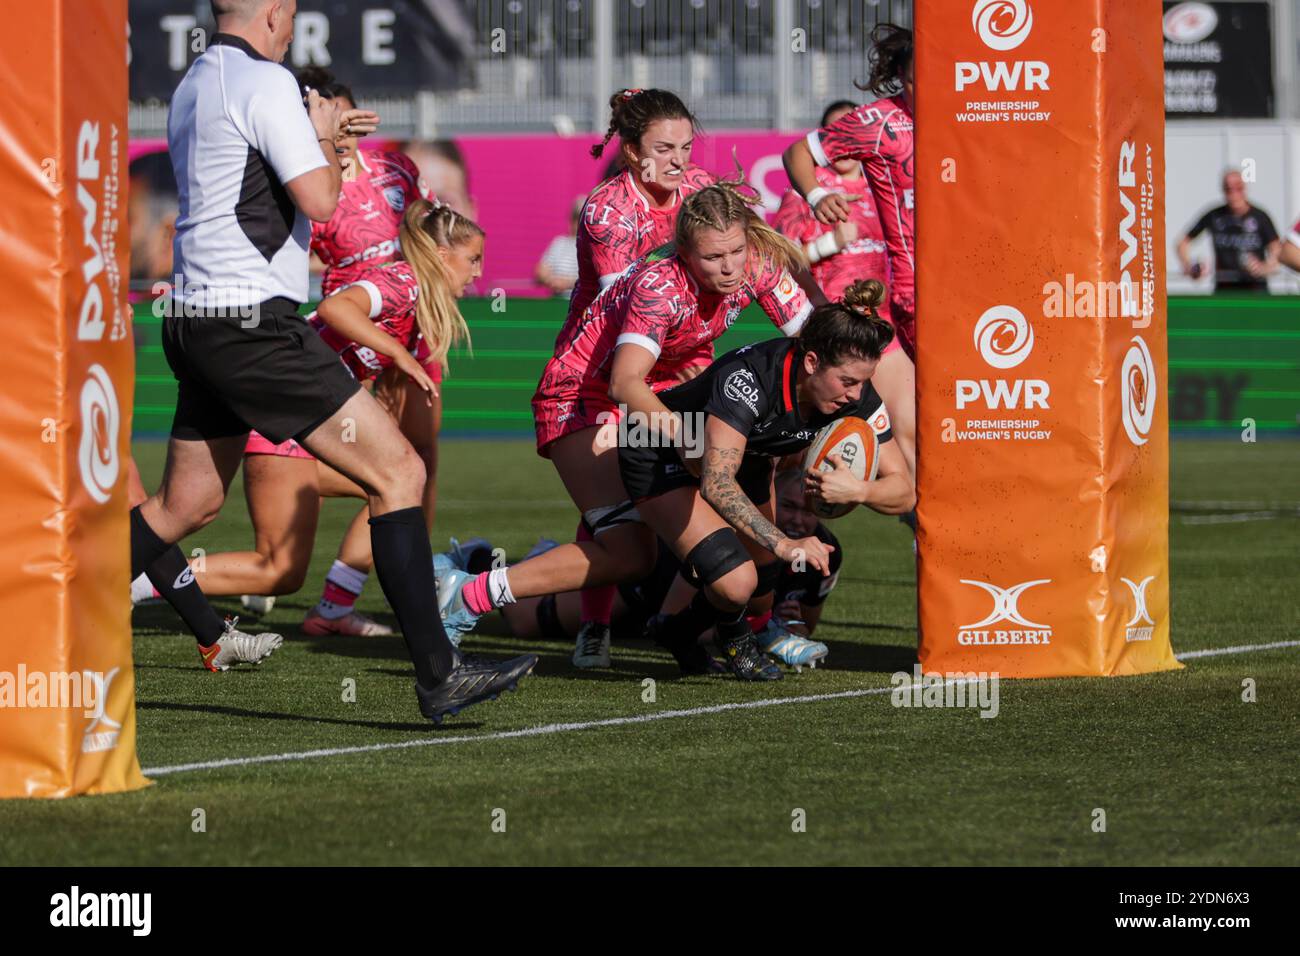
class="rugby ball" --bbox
[802,416,879,519]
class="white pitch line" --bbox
[142,641,1299,778]
[1175,639,1300,660]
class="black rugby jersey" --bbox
[657,337,893,459]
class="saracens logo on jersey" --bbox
[956,578,1053,646]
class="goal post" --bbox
[0,0,146,796]
[914,0,1179,677]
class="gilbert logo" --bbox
[50,886,151,936]
[973,0,1033,51]
[78,364,120,505]
[173,566,196,590]
[81,667,122,754]
[1121,335,1155,446]
[1121,575,1156,642]
[957,578,1053,646]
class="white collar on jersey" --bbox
[355,148,373,175]
[625,167,681,214]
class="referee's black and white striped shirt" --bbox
[168,33,326,310]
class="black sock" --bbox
[713,605,750,647]
[667,590,718,642]
[130,505,172,579]
[370,507,456,685]
[466,546,495,575]
[145,544,226,646]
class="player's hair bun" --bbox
[842,278,887,318]
[296,66,355,104]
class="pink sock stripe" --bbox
[581,585,616,625]
[463,572,493,615]
[322,581,359,607]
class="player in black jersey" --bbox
[619,279,915,680]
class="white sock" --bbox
[487,567,516,607]
[316,560,368,620]
[130,572,157,606]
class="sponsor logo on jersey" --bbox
[172,566,196,590]
[957,578,1053,646]
[774,273,799,304]
[723,368,761,414]
[78,364,120,505]
[383,186,406,213]
[1121,575,1156,642]
[1121,335,1155,446]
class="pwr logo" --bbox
[1121,335,1155,446]
[957,0,1049,92]
[1121,575,1156,642]
[957,578,1053,646]
[956,306,1050,410]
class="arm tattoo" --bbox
[700,446,787,554]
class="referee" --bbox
[129,0,536,721]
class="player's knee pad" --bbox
[581,501,643,537]
[753,559,781,599]
[684,528,750,587]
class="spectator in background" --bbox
[128,151,179,288]
[535,195,584,296]
[400,140,477,220]
[1176,170,1281,293]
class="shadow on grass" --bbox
[137,699,481,733]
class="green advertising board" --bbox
[131,294,1298,438]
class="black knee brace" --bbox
[684,528,750,586]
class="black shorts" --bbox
[161,297,361,445]
[618,445,776,506]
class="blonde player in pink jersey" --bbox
[782,24,917,485]
[136,200,481,637]
[437,181,813,664]
[553,88,720,660]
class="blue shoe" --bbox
[758,619,829,673]
[436,568,485,646]
[433,536,493,578]
[524,536,559,561]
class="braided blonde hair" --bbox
[398,197,481,373]
[675,173,806,278]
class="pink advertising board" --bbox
[130,131,808,298]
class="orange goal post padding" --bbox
[914,0,1179,677]
[0,0,146,796]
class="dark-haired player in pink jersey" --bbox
[773,100,892,305]
[784,24,914,355]
[783,25,917,487]
[297,67,433,297]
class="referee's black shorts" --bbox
[161,297,361,445]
